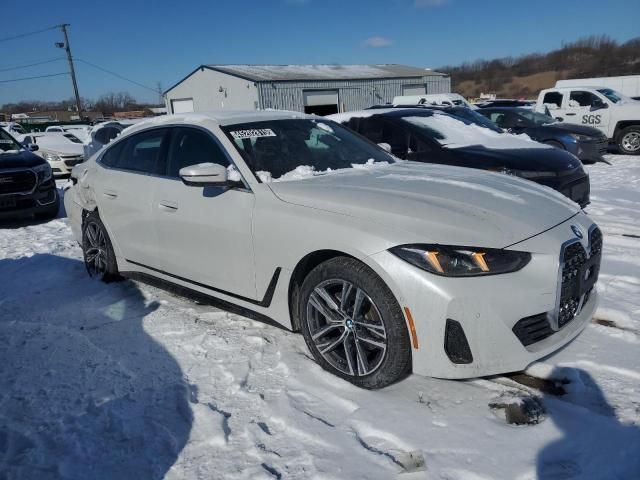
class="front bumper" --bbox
[367,213,599,379]
[47,155,84,177]
[0,180,58,220]
[537,171,590,208]
[573,137,608,163]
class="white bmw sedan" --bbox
[64,111,601,389]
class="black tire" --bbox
[616,126,640,155]
[34,193,60,220]
[82,211,121,282]
[298,257,411,389]
[543,140,565,150]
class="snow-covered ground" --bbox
[1,155,639,480]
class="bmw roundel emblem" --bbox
[571,225,583,239]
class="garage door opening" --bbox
[171,98,194,114]
[303,90,339,116]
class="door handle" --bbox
[565,113,577,116]
[103,190,118,199]
[158,200,178,212]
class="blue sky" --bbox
[1,0,638,106]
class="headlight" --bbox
[42,151,62,162]
[389,244,531,277]
[33,163,53,183]
[569,133,595,142]
[492,167,557,179]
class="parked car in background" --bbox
[21,132,85,177]
[329,108,591,207]
[475,99,536,109]
[0,128,59,220]
[478,107,608,164]
[392,93,475,109]
[0,122,27,136]
[45,125,91,142]
[83,121,126,158]
[535,86,640,154]
[64,111,601,388]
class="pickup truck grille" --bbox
[0,170,37,195]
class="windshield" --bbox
[0,129,22,153]
[446,107,504,132]
[401,111,548,150]
[597,88,623,103]
[221,119,395,182]
[63,133,83,143]
[516,110,557,126]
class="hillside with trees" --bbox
[439,35,640,99]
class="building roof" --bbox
[164,64,448,93]
[206,64,447,82]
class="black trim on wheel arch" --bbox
[124,259,281,308]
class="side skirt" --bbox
[121,270,291,332]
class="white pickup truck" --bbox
[535,86,640,154]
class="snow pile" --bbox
[403,114,550,150]
[0,156,639,479]
[256,159,391,183]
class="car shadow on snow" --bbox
[536,367,640,479]
[0,254,192,479]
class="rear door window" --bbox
[542,91,564,108]
[109,128,169,174]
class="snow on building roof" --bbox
[204,64,447,82]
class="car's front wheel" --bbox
[617,126,640,155]
[82,211,121,282]
[299,257,411,389]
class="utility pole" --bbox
[58,24,82,119]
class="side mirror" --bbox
[179,162,229,187]
[27,143,39,152]
[377,142,392,153]
[591,99,608,110]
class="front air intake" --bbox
[444,319,473,364]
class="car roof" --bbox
[479,107,532,112]
[120,110,311,138]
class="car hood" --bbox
[268,162,580,248]
[38,142,84,156]
[539,123,604,137]
[0,149,47,168]
[451,144,582,171]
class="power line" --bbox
[75,58,160,94]
[0,25,59,44]
[0,72,68,84]
[0,57,65,73]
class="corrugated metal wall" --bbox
[257,75,451,112]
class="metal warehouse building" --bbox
[164,64,450,115]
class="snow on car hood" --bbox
[268,162,580,248]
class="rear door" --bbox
[151,126,257,299]
[94,128,169,267]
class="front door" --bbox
[152,126,257,300]
[563,90,611,135]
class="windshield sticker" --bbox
[230,129,276,140]
[0,140,14,144]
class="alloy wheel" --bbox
[84,221,108,277]
[306,279,387,377]
[622,131,640,152]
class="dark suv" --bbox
[331,108,591,207]
[0,129,59,220]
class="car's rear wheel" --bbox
[298,257,411,389]
[82,211,120,282]
[617,126,640,155]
